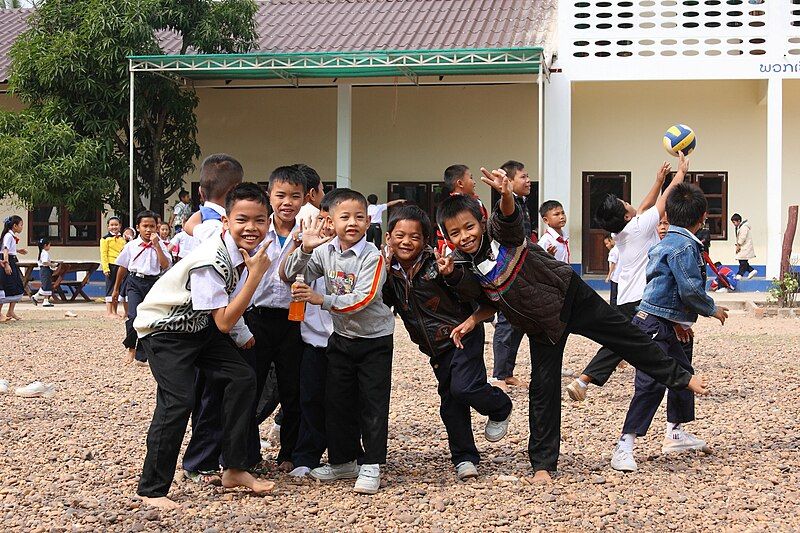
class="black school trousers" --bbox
[527,277,692,472]
[622,312,695,436]
[123,274,158,362]
[292,343,329,469]
[326,332,393,465]
[579,300,641,386]
[431,325,512,465]
[137,326,256,498]
[243,307,302,464]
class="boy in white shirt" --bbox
[366,194,406,248]
[537,200,570,264]
[112,210,170,365]
[567,155,688,401]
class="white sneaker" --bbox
[747,270,757,279]
[288,466,311,478]
[310,460,360,481]
[662,430,710,454]
[561,367,577,378]
[353,464,381,494]
[456,461,478,480]
[0,379,9,394]
[42,301,54,308]
[716,287,728,293]
[734,274,743,280]
[610,445,637,472]
[14,381,55,398]
[485,408,512,442]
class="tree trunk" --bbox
[150,140,165,220]
[781,205,798,278]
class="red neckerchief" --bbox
[556,234,571,263]
[132,241,154,262]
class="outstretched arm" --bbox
[638,161,670,214]
[655,152,689,218]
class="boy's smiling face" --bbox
[331,199,369,249]
[443,211,484,255]
[269,180,304,226]
[225,199,269,252]
[387,219,426,265]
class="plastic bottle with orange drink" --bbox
[288,274,306,321]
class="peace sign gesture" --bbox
[241,239,273,280]
[434,248,454,276]
[479,167,512,196]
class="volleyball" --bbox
[662,124,696,157]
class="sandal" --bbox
[183,469,222,486]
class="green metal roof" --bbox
[128,47,544,81]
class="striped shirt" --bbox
[283,234,394,339]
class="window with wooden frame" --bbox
[663,171,728,240]
[28,205,102,246]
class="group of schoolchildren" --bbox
[113,148,735,510]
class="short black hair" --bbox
[107,216,121,224]
[501,160,525,179]
[436,193,485,234]
[367,194,378,205]
[295,163,321,194]
[178,189,190,199]
[269,165,307,194]
[199,154,244,201]
[666,183,707,229]
[443,164,469,194]
[714,261,722,268]
[319,189,337,213]
[136,210,158,226]
[326,188,368,213]
[225,182,269,214]
[539,200,563,218]
[387,205,432,242]
[603,234,614,242]
[731,213,742,222]
[595,194,628,233]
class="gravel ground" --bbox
[1,305,799,532]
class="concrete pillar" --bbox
[543,73,571,241]
[766,77,782,279]
[336,82,352,188]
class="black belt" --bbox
[370,223,382,227]
[247,306,289,318]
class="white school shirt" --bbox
[170,231,199,259]
[2,232,18,255]
[193,201,226,243]
[301,277,334,348]
[114,237,169,276]
[189,232,253,346]
[297,202,320,229]
[38,250,53,268]
[537,226,571,263]
[250,215,301,309]
[367,203,388,224]
[615,206,660,305]
[607,245,620,283]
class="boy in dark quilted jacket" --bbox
[436,167,710,483]
[382,205,512,481]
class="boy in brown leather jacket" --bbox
[382,205,512,481]
[437,167,710,483]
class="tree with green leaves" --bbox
[0,0,258,220]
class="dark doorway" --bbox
[582,172,631,274]
[387,181,445,245]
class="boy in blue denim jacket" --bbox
[611,183,728,473]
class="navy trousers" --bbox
[491,312,524,380]
[123,274,158,362]
[621,312,695,436]
[432,325,512,465]
[292,343,329,469]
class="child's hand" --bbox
[605,275,610,283]
[292,281,324,305]
[479,167,512,196]
[18,248,27,255]
[450,316,476,349]
[241,337,256,350]
[673,325,694,343]
[656,161,671,183]
[300,216,333,253]
[4,265,11,275]
[687,374,709,396]
[677,150,689,175]
[149,233,160,246]
[435,249,454,276]
[546,244,557,256]
[712,306,728,325]
[111,289,119,302]
[241,240,273,280]
[382,244,394,272]
[123,348,135,365]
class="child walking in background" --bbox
[611,183,727,472]
[101,217,126,318]
[31,238,55,307]
[731,213,757,279]
[365,194,406,248]
[605,235,619,307]
[1,215,28,322]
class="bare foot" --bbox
[105,313,118,319]
[0,315,9,323]
[504,376,528,388]
[8,312,22,321]
[532,470,553,484]
[123,348,135,365]
[491,380,509,392]
[140,496,180,510]
[687,374,709,395]
[277,461,294,473]
[221,469,275,494]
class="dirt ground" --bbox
[0,304,798,532]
